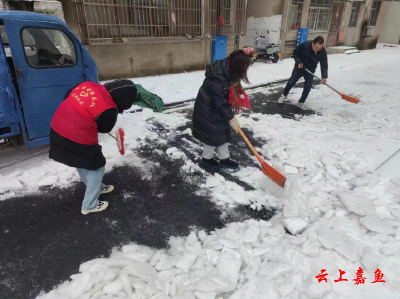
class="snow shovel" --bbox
[238,128,286,188]
[303,68,359,104]
[108,128,125,155]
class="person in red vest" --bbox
[50,80,137,215]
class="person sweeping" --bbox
[50,79,137,215]
[278,36,328,110]
[192,49,252,169]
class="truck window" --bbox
[21,28,77,68]
[0,25,11,57]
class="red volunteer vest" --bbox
[51,82,117,145]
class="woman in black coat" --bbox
[192,50,252,169]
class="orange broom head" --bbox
[340,93,359,104]
[261,161,287,188]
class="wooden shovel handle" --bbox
[238,128,263,164]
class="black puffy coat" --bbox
[192,59,234,147]
[293,41,328,78]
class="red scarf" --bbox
[228,82,251,114]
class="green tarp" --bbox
[134,84,164,112]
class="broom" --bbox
[303,68,359,104]
[238,128,286,188]
[108,128,125,155]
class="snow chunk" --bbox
[302,233,320,257]
[123,249,154,262]
[307,279,332,298]
[194,291,216,299]
[206,176,221,188]
[259,176,286,197]
[194,257,241,292]
[362,252,382,273]
[38,176,58,187]
[258,261,292,279]
[334,242,360,262]
[284,165,298,174]
[125,261,158,281]
[218,239,239,249]
[174,291,196,299]
[360,215,396,235]
[244,224,260,244]
[325,165,339,179]
[0,179,23,191]
[391,209,400,218]
[338,192,376,216]
[155,255,179,271]
[321,155,339,166]
[317,227,343,249]
[176,253,197,273]
[339,161,351,172]
[282,218,308,235]
[103,280,122,295]
[390,177,400,187]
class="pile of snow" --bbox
[37,206,400,299]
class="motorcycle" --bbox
[249,31,282,63]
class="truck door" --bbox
[5,20,85,145]
[0,28,20,140]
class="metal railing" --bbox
[217,0,247,35]
[74,0,246,45]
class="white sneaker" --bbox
[100,185,114,194]
[297,103,308,110]
[278,95,287,104]
[82,201,109,215]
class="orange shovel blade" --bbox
[340,92,359,104]
[261,161,287,188]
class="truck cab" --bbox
[0,11,98,149]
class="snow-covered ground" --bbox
[2,44,400,299]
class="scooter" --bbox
[252,31,282,63]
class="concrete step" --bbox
[326,46,359,55]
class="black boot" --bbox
[220,158,239,169]
[201,158,221,169]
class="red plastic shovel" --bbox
[238,128,286,188]
[303,68,359,104]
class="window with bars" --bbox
[369,1,381,26]
[288,0,303,30]
[75,0,215,44]
[217,0,247,35]
[349,2,361,27]
[75,0,246,44]
[307,0,332,30]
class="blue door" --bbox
[0,35,20,139]
[212,35,228,62]
[5,19,85,147]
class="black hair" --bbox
[227,50,250,84]
[313,36,324,45]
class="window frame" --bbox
[307,7,331,30]
[19,26,78,70]
[369,1,381,26]
[348,2,361,27]
[288,0,304,30]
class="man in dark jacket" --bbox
[278,36,328,109]
[50,79,137,215]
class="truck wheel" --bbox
[272,54,279,63]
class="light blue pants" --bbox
[77,167,106,211]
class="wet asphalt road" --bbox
[0,83,317,299]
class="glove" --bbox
[229,117,240,133]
